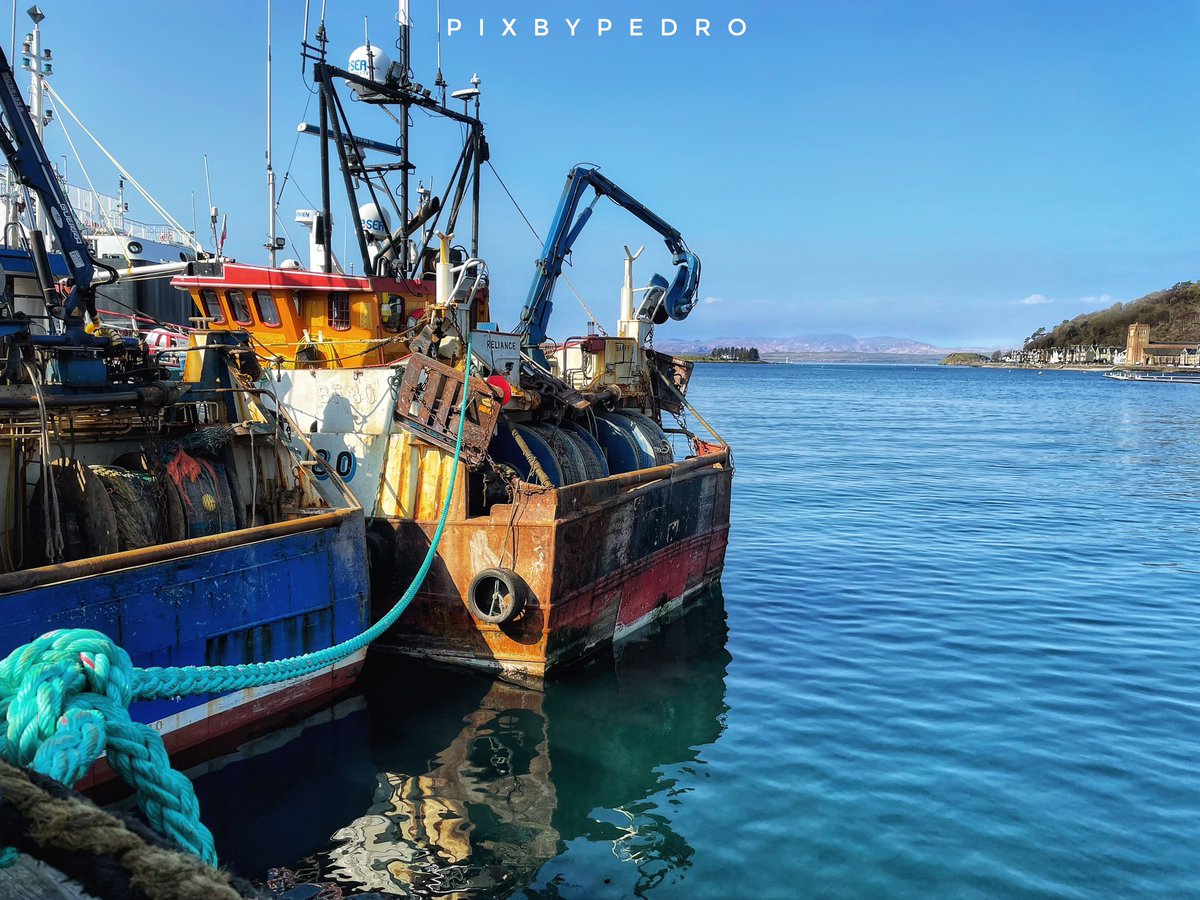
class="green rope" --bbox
[0,339,475,867]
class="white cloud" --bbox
[702,296,723,305]
[1015,293,1051,305]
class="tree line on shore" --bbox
[1023,281,1200,350]
[708,346,760,361]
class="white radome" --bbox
[347,45,391,95]
[358,203,392,240]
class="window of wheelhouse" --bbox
[227,290,252,325]
[253,291,281,327]
[328,292,351,331]
[198,289,225,323]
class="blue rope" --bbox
[0,338,475,866]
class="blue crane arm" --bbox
[0,45,100,326]
[518,165,701,358]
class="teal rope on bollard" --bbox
[0,338,476,867]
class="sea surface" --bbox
[191,364,1200,898]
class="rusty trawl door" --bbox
[393,353,501,466]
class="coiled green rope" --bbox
[0,339,474,867]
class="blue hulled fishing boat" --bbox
[0,33,369,788]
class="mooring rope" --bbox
[0,757,256,899]
[0,340,474,869]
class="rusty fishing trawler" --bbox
[172,10,732,682]
[0,21,369,781]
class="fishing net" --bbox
[176,426,236,456]
[89,465,161,552]
[163,448,237,537]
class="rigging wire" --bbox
[43,83,200,252]
[44,94,132,269]
[485,160,607,334]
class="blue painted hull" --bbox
[0,508,369,776]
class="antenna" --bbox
[266,0,277,265]
[397,0,412,226]
[203,154,217,253]
[301,0,310,73]
[435,0,446,103]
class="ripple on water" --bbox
[188,365,1200,898]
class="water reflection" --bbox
[305,682,558,895]
[194,586,730,897]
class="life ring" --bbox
[467,567,528,625]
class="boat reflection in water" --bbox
[192,586,730,896]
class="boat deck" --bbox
[0,855,95,899]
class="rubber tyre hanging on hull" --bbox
[468,567,528,625]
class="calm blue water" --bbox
[193,364,1200,898]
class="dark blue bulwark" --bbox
[0,513,369,727]
[0,245,69,278]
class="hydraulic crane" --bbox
[0,42,115,348]
[517,165,700,366]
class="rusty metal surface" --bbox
[0,508,362,595]
[652,352,694,415]
[393,353,501,466]
[375,456,733,678]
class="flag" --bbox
[218,214,227,252]
[397,0,410,27]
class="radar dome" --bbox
[347,44,391,95]
[358,203,392,240]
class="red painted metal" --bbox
[376,454,733,679]
[78,656,364,795]
[173,261,437,296]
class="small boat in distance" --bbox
[1103,370,1200,384]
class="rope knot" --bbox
[0,630,133,773]
[0,629,215,865]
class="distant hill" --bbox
[1025,281,1200,350]
[656,334,945,355]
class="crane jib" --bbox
[0,48,94,293]
[519,164,702,363]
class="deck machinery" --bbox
[172,18,732,681]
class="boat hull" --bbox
[372,453,732,680]
[0,509,370,783]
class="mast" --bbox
[266,0,277,265]
[470,75,480,258]
[398,0,410,237]
[24,5,45,234]
[317,24,331,273]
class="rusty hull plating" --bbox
[374,447,732,681]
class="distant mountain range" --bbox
[655,334,945,354]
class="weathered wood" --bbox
[0,854,98,899]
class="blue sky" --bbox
[27,0,1200,348]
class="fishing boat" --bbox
[172,11,732,682]
[0,36,369,784]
